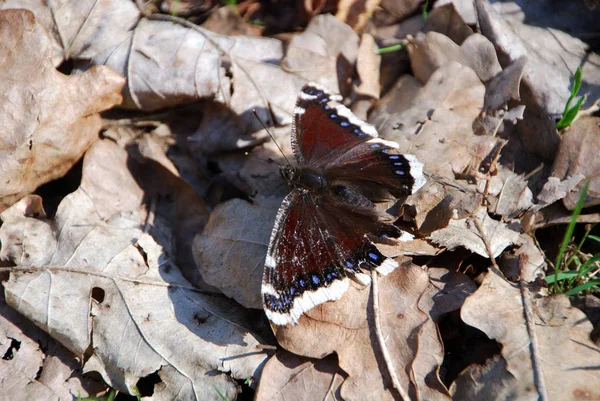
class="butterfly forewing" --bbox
[292,84,379,166]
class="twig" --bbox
[371,270,409,401]
[472,216,500,270]
[0,265,222,296]
[518,255,548,401]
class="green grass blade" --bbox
[422,0,429,20]
[377,44,403,54]
[565,279,600,296]
[588,235,600,244]
[553,180,590,292]
[545,270,581,284]
[556,66,584,130]
[557,95,585,130]
[577,253,600,277]
[214,386,229,401]
[572,66,583,96]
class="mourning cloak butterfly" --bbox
[262,83,425,325]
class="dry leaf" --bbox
[423,4,474,44]
[272,262,450,401]
[457,269,600,400]
[0,292,105,399]
[281,14,359,94]
[551,117,600,210]
[0,9,124,212]
[428,207,520,258]
[371,62,497,183]
[475,0,600,158]
[407,31,501,84]
[255,351,346,401]
[194,199,276,309]
[1,139,267,400]
[536,175,586,207]
[352,33,381,119]
[335,0,380,32]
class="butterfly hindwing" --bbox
[262,190,401,325]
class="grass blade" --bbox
[565,279,600,296]
[553,180,590,292]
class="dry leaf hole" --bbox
[56,58,74,75]
[1,337,21,360]
[134,371,162,398]
[91,287,105,303]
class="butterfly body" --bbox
[262,83,425,326]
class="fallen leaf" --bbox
[407,31,501,84]
[0,292,105,399]
[336,0,380,32]
[551,116,600,210]
[194,199,276,309]
[424,3,474,44]
[255,351,346,400]
[428,207,520,258]
[1,139,267,400]
[476,0,600,158]
[281,14,359,94]
[457,268,600,400]
[272,262,451,401]
[0,9,124,212]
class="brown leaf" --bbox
[336,0,381,32]
[475,0,600,158]
[272,262,451,401]
[428,207,520,258]
[407,31,502,84]
[194,199,276,309]
[1,138,267,400]
[423,3,474,44]
[255,351,346,400]
[551,116,600,210]
[281,14,359,94]
[352,33,381,120]
[0,9,124,212]
[371,62,492,180]
[0,292,105,399]
[458,269,600,400]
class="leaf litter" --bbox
[0,1,599,400]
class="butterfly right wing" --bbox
[262,189,400,326]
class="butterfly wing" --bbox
[262,190,401,326]
[293,83,425,197]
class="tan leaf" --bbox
[407,31,502,84]
[0,9,124,212]
[0,293,105,399]
[281,14,359,94]
[428,207,520,258]
[457,269,600,400]
[551,116,600,210]
[255,351,346,401]
[194,199,276,309]
[1,139,267,400]
[272,262,451,401]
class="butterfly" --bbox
[262,83,425,325]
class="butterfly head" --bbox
[280,165,296,182]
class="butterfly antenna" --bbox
[252,109,291,166]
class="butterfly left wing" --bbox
[262,189,401,326]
